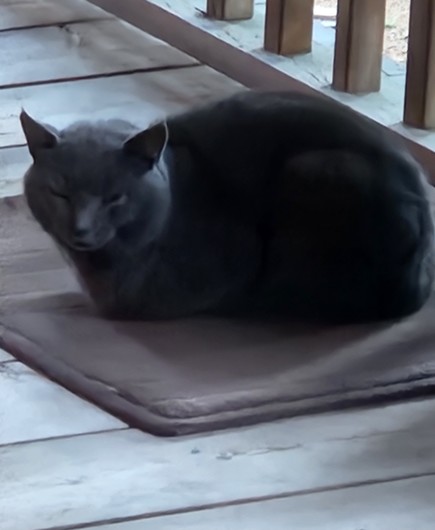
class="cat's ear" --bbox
[123,121,168,164]
[20,110,59,159]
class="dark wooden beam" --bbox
[332,0,387,93]
[264,0,314,55]
[404,0,435,129]
[206,0,254,21]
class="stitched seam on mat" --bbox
[147,375,435,419]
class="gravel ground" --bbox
[315,0,410,63]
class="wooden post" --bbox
[404,0,435,129]
[206,0,254,21]
[332,0,387,93]
[264,0,314,56]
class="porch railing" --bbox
[206,0,435,130]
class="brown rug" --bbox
[1,195,435,436]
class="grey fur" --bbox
[21,91,435,322]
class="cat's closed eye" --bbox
[107,193,127,206]
[49,187,69,201]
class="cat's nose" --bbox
[73,227,94,247]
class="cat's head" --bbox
[20,111,169,251]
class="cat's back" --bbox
[166,90,409,218]
[168,91,391,158]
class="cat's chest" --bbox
[154,208,260,280]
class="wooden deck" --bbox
[1,1,435,528]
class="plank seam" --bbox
[0,426,131,450]
[0,143,27,151]
[36,471,435,530]
[0,16,112,34]
[0,62,202,92]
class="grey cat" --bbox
[21,91,435,323]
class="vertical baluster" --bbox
[404,0,435,129]
[206,0,254,20]
[264,0,315,55]
[332,0,387,93]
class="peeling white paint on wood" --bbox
[0,362,125,446]
[0,67,242,147]
[0,18,196,89]
[1,398,435,530]
[0,348,13,362]
[86,475,435,530]
[0,147,28,198]
[0,0,112,31]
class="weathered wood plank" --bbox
[0,362,125,446]
[0,146,28,198]
[404,0,435,129]
[206,0,254,20]
[0,348,13,362]
[0,0,111,32]
[264,0,314,55]
[1,398,435,530]
[332,0,387,93]
[82,475,435,530]
[0,67,242,147]
[0,18,197,90]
